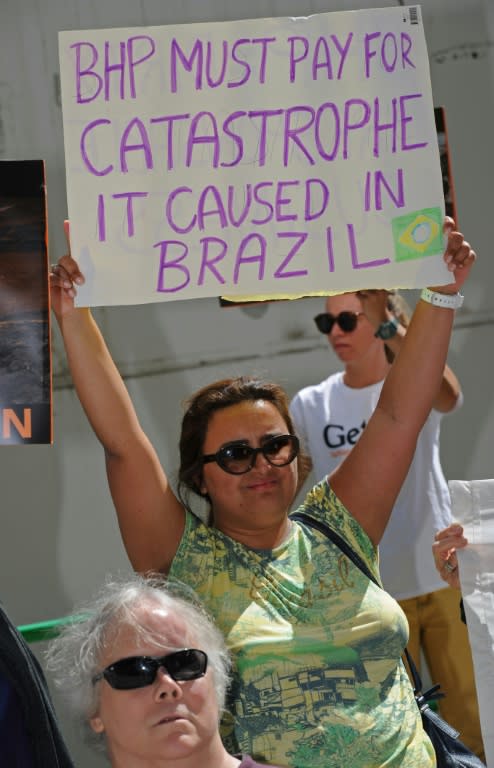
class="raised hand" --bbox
[49,220,85,319]
[432,523,467,589]
[433,216,477,295]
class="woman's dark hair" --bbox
[178,376,311,511]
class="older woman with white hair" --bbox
[45,575,280,768]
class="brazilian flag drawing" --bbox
[392,208,443,262]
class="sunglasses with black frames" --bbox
[202,434,299,475]
[314,311,364,335]
[92,648,208,690]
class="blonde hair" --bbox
[384,290,412,363]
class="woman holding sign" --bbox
[51,218,475,768]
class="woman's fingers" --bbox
[50,252,85,295]
[432,524,467,587]
[434,523,465,542]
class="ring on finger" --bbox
[444,560,457,574]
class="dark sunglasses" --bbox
[202,434,299,475]
[92,648,208,690]
[314,311,363,335]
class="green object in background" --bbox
[17,614,86,644]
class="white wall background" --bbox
[1,1,493,765]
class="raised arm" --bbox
[50,231,185,574]
[330,220,476,545]
[357,289,461,413]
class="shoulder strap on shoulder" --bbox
[289,511,378,585]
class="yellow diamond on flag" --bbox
[398,214,440,253]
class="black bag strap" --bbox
[290,511,379,583]
[291,512,490,765]
[290,511,444,703]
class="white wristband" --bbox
[420,288,464,310]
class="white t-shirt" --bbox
[290,371,460,600]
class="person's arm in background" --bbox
[432,523,468,590]
[433,523,468,623]
[357,288,461,413]
[50,223,185,575]
[330,218,475,546]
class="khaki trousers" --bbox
[399,587,485,762]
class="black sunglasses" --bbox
[314,311,363,335]
[92,648,208,690]
[202,434,299,475]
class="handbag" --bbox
[290,512,486,768]
[403,647,485,768]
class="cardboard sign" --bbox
[220,104,458,307]
[0,160,52,445]
[59,5,450,307]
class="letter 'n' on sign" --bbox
[0,160,53,445]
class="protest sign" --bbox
[220,104,457,307]
[0,159,52,445]
[59,5,450,307]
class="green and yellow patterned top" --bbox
[170,480,435,768]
